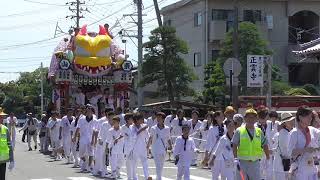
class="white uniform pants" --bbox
[261,156,273,180]
[71,141,79,166]
[153,154,166,180]
[52,139,61,152]
[110,154,124,177]
[63,136,72,158]
[295,170,318,180]
[27,134,37,149]
[211,159,234,180]
[93,144,106,175]
[274,172,286,180]
[125,154,134,180]
[177,165,190,180]
[132,153,149,180]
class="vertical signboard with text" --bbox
[247,55,267,87]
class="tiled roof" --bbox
[293,38,320,55]
[293,43,320,55]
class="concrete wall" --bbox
[163,0,206,92]
[162,0,320,87]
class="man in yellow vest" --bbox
[0,107,14,180]
[232,108,270,180]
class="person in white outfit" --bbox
[93,111,113,177]
[70,108,81,167]
[173,124,199,180]
[199,111,213,164]
[72,105,98,172]
[147,112,173,180]
[187,110,202,166]
[255,106,273,180]
[130,112,150,180]
[46,111,62,160]
[119,113,134,179]
[59,108,75,163]
[164,109,177,128]
[107,116,124,179]
[203,111,226,167]
[209,119,235,180]
[89,91,103,116]
[171,109,188,144]
[20,113,39,151]
[5,113,17,150]
[39,114,49,153]
[73,88,85,107]
[273,112,295,180]
[288,105,319,180]
[164,109,177,161]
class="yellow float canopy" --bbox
[74,25,114,76]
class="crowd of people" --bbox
[5,104,320,180]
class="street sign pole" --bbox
[267,56,272,109]
[229,70,233,105]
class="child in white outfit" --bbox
[107,116,124,179]
[173,124,198,180]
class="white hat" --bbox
[280,112,295,124]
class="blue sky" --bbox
[0,0,178,82]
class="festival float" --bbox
[48,25,134,116]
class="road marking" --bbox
[67,177,96,180]
[190,175,210,180]
[136,166,197,170]
[30,179,53,180]
[150,175,174,180]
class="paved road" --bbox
[7,131,212,180]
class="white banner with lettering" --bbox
[247,55,267,87]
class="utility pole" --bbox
[66,0,88,28]
[266,56,272,109]
[136,0,144,107]
[153,0,162,26]
[232,0,239,107]
[40,62,44,114]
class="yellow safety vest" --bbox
[237,126,263,161]
[0,125,9,163]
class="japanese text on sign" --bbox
[247,55,268,87]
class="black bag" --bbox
[281,158,291,171]
[39,132,45,138]
[29,130,36,135]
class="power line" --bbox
[88,2,133,26]
[23,0,67,7]
[0,7,60,18]
[0,34,64,51]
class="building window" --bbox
[212,9,234,21]
[212,50,220,60]
[194,53,202,67]
[194,12,202,26]
[164,20,172,26]
[243,10,262,23]
[226,21,233,32]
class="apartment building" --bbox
[161,0,320,89]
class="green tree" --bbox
[218,22,271,94]
[1,67,52,116]
[303,84,319,95]
[141,26,196,101]
[285,88,311,96]
[203,61,225,105]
